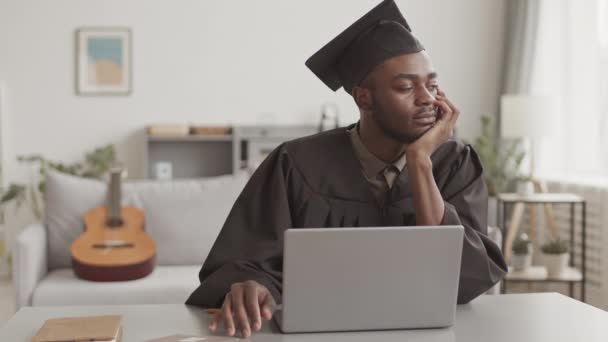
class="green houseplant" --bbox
[0,144,116,275]
[540,238,569,277]
[468,115,526,196]
[511,234,532,271]
[466,115,526,227]
[1,144,116,219]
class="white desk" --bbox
[1,293,606,341]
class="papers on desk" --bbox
[144,335,239,342]
[31,315,122,342]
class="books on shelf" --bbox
[147,124,190,137]
[147,124,232,137]
[31,315,122,342]
[190,125,232,136]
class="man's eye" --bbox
[398,86,413,91]
[429,85,439,90]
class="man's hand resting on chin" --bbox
[405,88,460,160]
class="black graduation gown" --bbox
[186,125,507,307]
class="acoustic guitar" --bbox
[70,167,156,281]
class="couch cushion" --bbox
[44,170,248,269]
[123,175,248,266]
[32,266,200,306]
[44,171,106,270]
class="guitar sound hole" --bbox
[92,241,135,249]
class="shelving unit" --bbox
[498,193,587,301]
[143,125,317,179]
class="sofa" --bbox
[13,169,503,310]
[13,170,249,309]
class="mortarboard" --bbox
[306,0,425,94]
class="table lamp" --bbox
[500,94,554,180]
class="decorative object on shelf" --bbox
[541,238,570,277]
[511,233,532,271]
[190,126,232,136]
[154,161,173,180]
[318,102,340,132]
[147,124,190,137]
[76,27,132,95]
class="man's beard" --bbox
[371,94,423,144]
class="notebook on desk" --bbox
[31,315,122,342]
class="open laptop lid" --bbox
[278,225,464,333]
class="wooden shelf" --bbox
[505,266,583,282]
[497,193,585,204]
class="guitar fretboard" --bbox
[106,168,124,227]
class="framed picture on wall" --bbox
[75,27,132,95]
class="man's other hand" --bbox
[208,280,276,337]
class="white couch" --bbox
[12,170,249,309]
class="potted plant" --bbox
[0,144,116,276]
[467,115,526,226]
[540,238,570,277]
[511,234,532,271]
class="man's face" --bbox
[363,51,439,144]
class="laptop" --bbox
[274,225,464,333]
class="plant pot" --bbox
[516,180,535,196]
[511,253,532,271]
[542,253,569,277]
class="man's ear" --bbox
[352,86,373,111]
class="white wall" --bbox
[0,0,506,183]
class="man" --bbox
[186,0,507,337]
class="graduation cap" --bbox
[306,0,424,95]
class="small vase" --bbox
[542,253,569,277]
[511,253,532,271]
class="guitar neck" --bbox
[106,168,124,227]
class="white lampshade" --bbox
[500,95,554,139]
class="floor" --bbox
[0,278,15,326]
